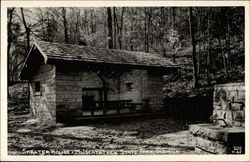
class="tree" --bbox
[62,7,69,43]
[7,8,15,59]
[195,7,202,76]
[172,7,176,30]
[172,7,177,63]
[206,8,213,85]
[113,7,117,49]
[107,7,113,49]
[117,7,125,50]
[8,8,26,84]
[189,7,199,88]
[7,7,16,85]
[20,7,30,53]
[144,7,149,52]
[7,7,244,87]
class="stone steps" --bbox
[189,124,245,154]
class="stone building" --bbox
[20,41,178,124]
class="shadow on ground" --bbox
[88,115,209,139]
[8,111,210,155]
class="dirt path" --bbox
[8,129,195,155]
[8,117,202,155]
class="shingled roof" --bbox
[32,41,177,67]
[20,41,178,79]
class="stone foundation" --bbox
[189,82,245,154]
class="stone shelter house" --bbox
[20,41,178,124]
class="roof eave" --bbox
[47,57,179,70]
[19,44,35,79]
[19,42,48,80]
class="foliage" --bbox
[8,82,29,113]
[7,7,244,93]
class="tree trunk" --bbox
[62,7,69,43]
[148,8,152,47]
[74,10,80,44]
[90,10,96,46]
[113,7,117,49]
[90,10,95,34]
[118,7,124,50]
[103,14,107,48]
[219,37,228,74]
[198,40,201,76]
[84,10,88,34]
[226,23,231,69]
[21,7,30,53]
[107,7,113,49]
[197,9,201,77]
[172,43,176,63]
[172,7,176,30]
[144,7,149,52]
[172,7,177,63]
[189,7,199,88]
[7,8,15,87]
[130,24,134,51]
[7,8,14,59]
[125,26,128,50]
[206,10,212,85]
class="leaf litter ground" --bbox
[8,113,207,155]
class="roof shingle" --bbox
[34,41,177,68]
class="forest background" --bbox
[7,7,244,100]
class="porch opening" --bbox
[82,88,146,117]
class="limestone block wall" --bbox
[213,82,245,127]
[30,64,56,125]
[104,69,163,110]
[55,67,164,121]
[118,69,146,103]
[146,71,164,111]
[56,69,103,120]
[108,69,163,110]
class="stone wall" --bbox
[56,69,101,120]
[189,82,245,154]
[107,69,163,110]
[116,70,146,103]
[146,71,164,111]
[55,66,164,121]
[213,82,245,127]
[30,64,56,125]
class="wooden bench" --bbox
[86,100,138,116]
